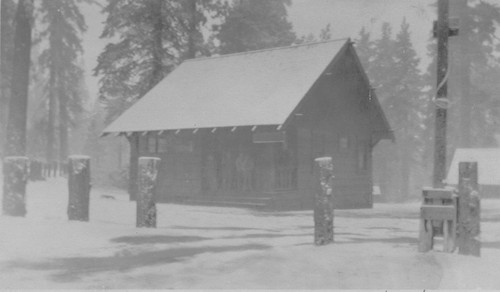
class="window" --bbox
[158,136,168,153]
[148,135,157,153]
[339,136,349,150]
[173,136,194,153]
[139,136,148,153]
[357,139,369,172]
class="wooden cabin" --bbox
[447,148,500,198]
[103,39,393,210]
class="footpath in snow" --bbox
[1,177,500,289]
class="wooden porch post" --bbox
[128,133,139,201]
[260,143,276,192]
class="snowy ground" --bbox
[1,178,500,289]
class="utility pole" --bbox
[433,0,454,188]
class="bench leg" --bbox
[450,218,457,252]
[419,218,433,252]
[443,220,451,252]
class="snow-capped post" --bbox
[457,161,480,256]
[136,157,160,228]
[314,156,335,245]
[67,155,91,221]
[2,157,29,216]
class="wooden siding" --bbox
[292,48,374,209]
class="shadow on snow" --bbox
[110,235,209,245]
[4,244,271,282]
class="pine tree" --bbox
[391,18,425,199]
[216,0,296,54]
[370,22,398,103]
[452,0,500,147]
[95,0,225,197]
[354,26,375,74]
[319,23,332,41]
[369,23,399,200]
[95,0,223,124]
[37,0,87,162]
[369,21,425,200]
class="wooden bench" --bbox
[419,188,457,252]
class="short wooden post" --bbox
[136,157,160,228]
[67,156,91,221]
[313,157,334,245]
[2,157,29,216]
[457,161,480,256]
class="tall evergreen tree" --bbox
[95,0,223,124]
[368,23,399,200]
[37,0,87,162]
[451,0,500,147]
[370,22,398,103]
[319,23,332,41]
[354,26,375,73]
[95,0,225,197]
[368,21,425,200]
[391,18,425,199]
[216,0,296,54]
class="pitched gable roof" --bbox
[103,38,388,134]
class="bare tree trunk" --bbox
[187,0,197,59]
[127,133,139,200]
[58,90,68,162]
[4,0,32,156]
[0,0,13,158]
[46,68,56,162]
[149,0,164,89]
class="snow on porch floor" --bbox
[1,177,500,289]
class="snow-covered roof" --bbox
[103,39,371,133]
[446,148,500,185]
